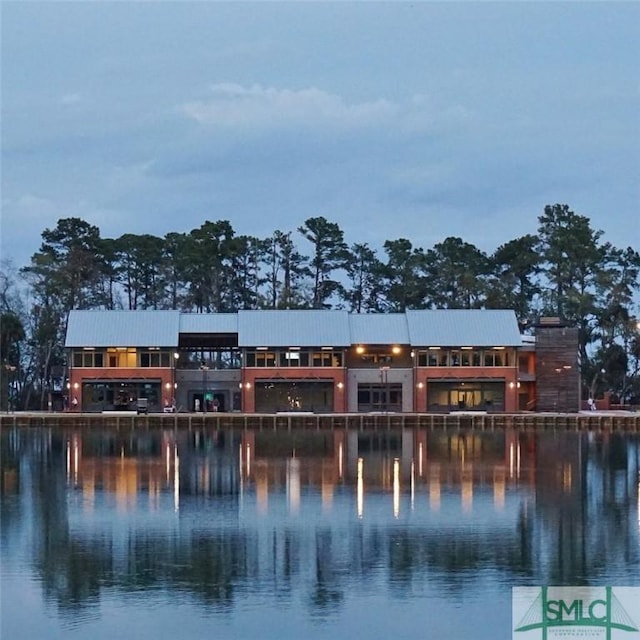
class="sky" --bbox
[2,1,639,269]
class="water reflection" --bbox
[1,426,639,639]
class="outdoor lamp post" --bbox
[172,352,179,409]
[3,364,16,413]
[379,366,389,412]
[200,362,210,413]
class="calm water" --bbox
[1,426,639,640]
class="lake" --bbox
[1,425,639,639]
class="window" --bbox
[107,348,137,367]
[139,351,172,367]
[313,352,331,367]
[72,351,104,367]
[359,353,394,365]
[280,351,301,367]
[256,352,276,367]
[357,383,403,412]
[518,354,529,374]
[244,349,342,368]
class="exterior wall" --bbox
[241,367,347,413]
[534,325,580,412]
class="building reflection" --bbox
[1,426,638,617]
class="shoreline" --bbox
[2,410,639,431]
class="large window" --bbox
[416,348,512,367]
[81,381,161,412]
[427,381,505,412]
[245,349,343,368]
[254,381,334,413]
[177,350,241,369]
[357,383,402,413]
[106,348,137,368]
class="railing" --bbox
[1,412,639,431]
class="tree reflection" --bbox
[1,427,638,623]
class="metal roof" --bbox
[179,313,238,334]
[66,309,525,349]
[348,313,410,344]
[405,310,522,347]
[237,310,351,347]
[65,310,180,348]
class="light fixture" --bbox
[165,382,171,390]
[417,382,424,389]
[410,350,415,358]
[461,346,473,350]
[321,346,333,351]
[428,346,441,350]
[336,382,344,390]
[356,345,365,354]
[392,346,401,355]
[245,382,252,389]
[173,352,180,360]
[73,382,79,389]
[256,346,268,351]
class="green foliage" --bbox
[487,234,541,323]
[425,237,490,309]
[115,233,166,309]
[298,217,348,309]
[9,203,640,407]
[380,239,426,312]
[262,230,311,309]
[344,243,385,313]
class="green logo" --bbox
[513,587,640,639]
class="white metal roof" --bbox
[348,313,410,344]
[237,310,351,347]
[405,309,522,347]
[179,313,238,334]
[65,310,180,347]
[65,309,526,349]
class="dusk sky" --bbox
[2,2,639,269]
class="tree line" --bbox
[1,203,639,409]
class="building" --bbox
[64,309,579,413]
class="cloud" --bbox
[5,194,59,221]
[59,92,82,106]
[181,83,457,133]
